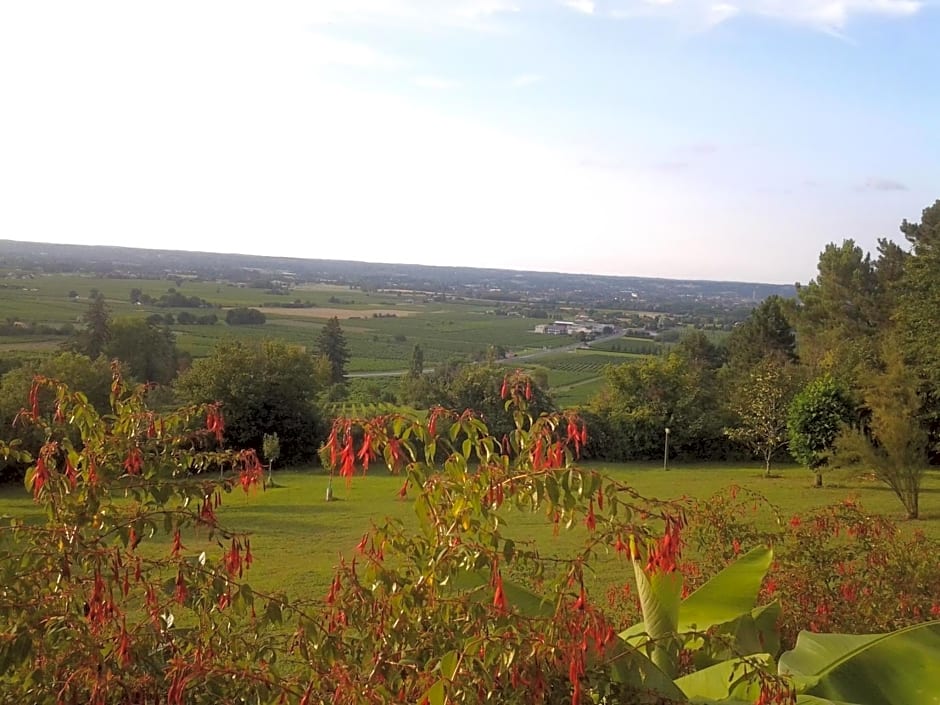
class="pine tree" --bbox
[65,293,112,359]
[317,317,350,385]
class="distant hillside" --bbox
[0,239,795,313]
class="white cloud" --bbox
[413,75,460,89]
[562,0,597,14]
[303,0,524,30]
[858,177,909,191]
[609,0,925,29]
[512,73,544,86]
[308,34,406,70]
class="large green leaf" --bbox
[692,602,782,669]
[779,621,940,704]
[605,640,688,702]
[633,560,683,676]
[678,547,773,633]
[674,655,769,703]
[620,547,772,644]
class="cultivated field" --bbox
[1,272,623,398]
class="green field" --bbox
[2,272,640,407]
[0,273,577,374]
[516,348,645,407]
[3,463,936,603]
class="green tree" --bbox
[724,354,801,477]
[0,352,113,479]
[175,339,325,464]
[105,318,179,385]
[225,307,266,325]
[832,348,929,518]
[591,351,726,461]
[66,292,112,359]
[444,364,554,439]
[726,295,796,371]
[409,343,424,378]
[675,330,726,370]
[317,316,350,384]
[895,199,940,449]
[793,239,901,383]
[262,432,280,486]
[787,375,855,487]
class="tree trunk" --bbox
[905,493,919,519]
[764,452,772,478]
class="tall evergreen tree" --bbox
[726,295,796,371]
[897,200,940,387]
[65,292,112,359]
[409,344,424,378]
[317,316,350,385]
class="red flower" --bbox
[206,404,225,443]
[645,516,684,574]
[387,437,403,471]
[28,379,41,419]
[32,455,48,499]
[340,435,356,482]
[171,529,186,558]
[356,433,375,472]
[123,446,143,475]
[566,418,581,455]
[326,424,341,467]
[174,570,188,605]
[224,538,242,577]
[585,501,596,533]
[492,570,508,612]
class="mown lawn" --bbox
[1,462,936,606]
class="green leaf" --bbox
[632,561,682,676]
[448,571,553,617]
[674,655,769,702]
[621,547,773,645]
[679,547,773,633]
[606,640,687,701]
[425,678,445,705]
[779,621,940,704]
[440,651,458,681]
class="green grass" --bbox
[1,463,936,604]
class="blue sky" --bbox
[1,1,938,284]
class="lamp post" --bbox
[663,427,670,471]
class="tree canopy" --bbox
[175,339,326,464]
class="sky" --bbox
[1,1,938,284]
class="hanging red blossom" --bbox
[356,432,375,472]
[206,403,225,443]
[585,501,597,533]
[123,446,143,475]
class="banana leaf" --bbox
[779,621,940,705]
[674,654,769,703]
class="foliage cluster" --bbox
[2,371,938,704]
